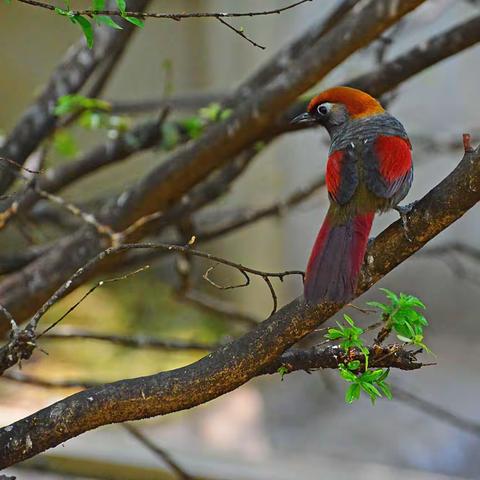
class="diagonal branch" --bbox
[0,0,426,330]
[0,1,149,194]
[0,138,478,467]
[122,424,196,480]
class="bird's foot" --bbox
[367,237,376,250]
[394,202,417,242]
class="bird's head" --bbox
[291,86,385,134]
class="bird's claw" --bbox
[394,202,416,242]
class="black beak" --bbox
[290,112,316,125]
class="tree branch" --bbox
[15,0,312,20]
[0,0,425,329]
[0,1,149,194]
[42,327,218,352]
[0,138,478,467]
[122,424,196,480]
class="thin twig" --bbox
[122,424,196,480]
[15,0,312,20]
[180,289,259,327]
[0,240,303,374]
[216,17,265,50]
[42,327,218,351]
[392,386,480,437]
[197,175,326,241]
[38,266,150,337]
[0,156,45,175]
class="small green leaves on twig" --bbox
[325,315,370,369]
[277,365,288,381]
[52,1,144,49]
[53,94,131,157]
[368,288,431,352]
[322,289,431,405]
[54,94,111,116]
[340,365,392,405]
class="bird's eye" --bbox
[317,105,328,116]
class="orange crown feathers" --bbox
[308,86,385,119]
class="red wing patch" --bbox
[326,148,358,205]
[326,150,343,198]
[374,135,412,183]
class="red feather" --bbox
[326,150,344,198]
[374,135,412,183]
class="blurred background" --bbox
[1,0,480,478]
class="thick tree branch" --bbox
[0,0,425,329]
[277,13,480,134]
[0,140,478,467]
[0,1,148,194]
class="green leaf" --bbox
[360,382,382,403]
[338,365,357,382]
[54,7,70,16]
[380,288,399,303]
[180,116,204,139]
[347,360,361,371]
[54,94,111,116]
[377,381,393,400]
[92,0,105,9]
[345,384,360,404]
[72,15,94,48]
[4,0,12,4]
[53,130,79,158]
[199,103,222,122]
[324,328,344,340]
[360,369,385,383]
[79,111,104,129]
[277,365,288,381]
[219,108,233,120]
[115,0,126,14]
[94,15,123,29]
[124,16,145,28]
[366,301,388,312]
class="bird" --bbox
[291,86,413,304]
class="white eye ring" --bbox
[316,102,333,116]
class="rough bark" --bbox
[0,142,478,467]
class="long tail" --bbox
[304,208,374,304]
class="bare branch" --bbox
[197,174,326,241]
[16,0,313,20]
[42,327,219,351]
[0,0,425,329]
[0,137,477,467]
[216,17,265,50]
[179,290,259,328]
[122,424,196,480]
[0,1,148,194]
[392,386,480,437]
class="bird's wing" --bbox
[364,134,413,201]
[326,147,359,205]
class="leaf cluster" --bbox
[340,365,392,404]
[322,289,430,405]
[368,288,430,352]
[53,95,130,158]
[53,1,144,49]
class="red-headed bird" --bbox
[292,86,413,304]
